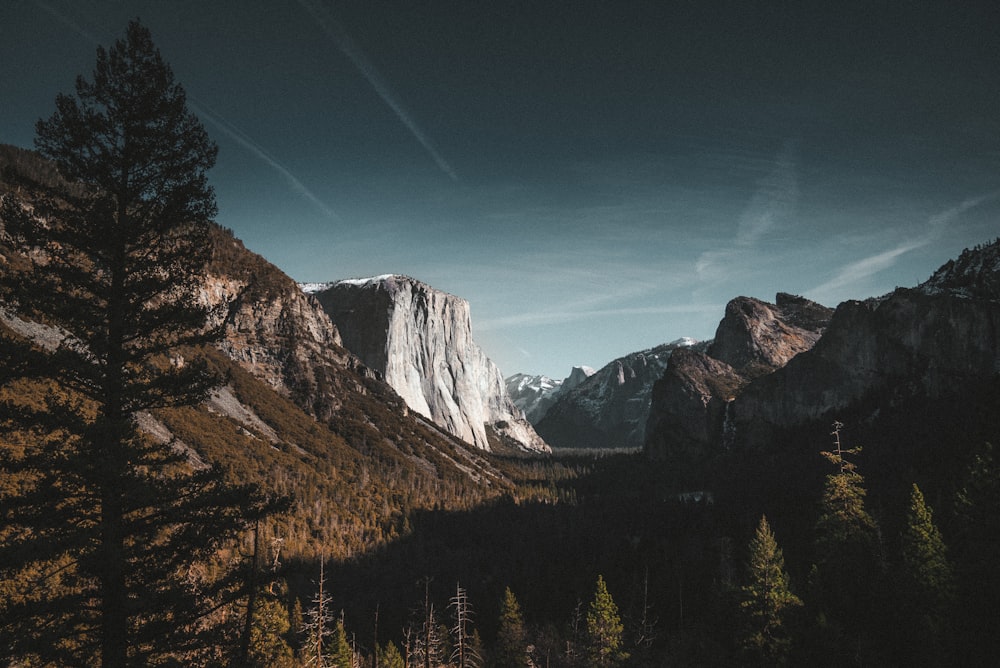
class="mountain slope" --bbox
[536,339,697,450]
[0,145,523,562]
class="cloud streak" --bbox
[32,0,103,43]
[477,303,722,331]
[190,101,341,220]
[694,141,798,290]
[808,189,1000,301]
[34,1,339,220]
[295,0,459,182]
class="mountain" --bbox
[644,243,1000,504]
[306,275,549,453]
[535,339,698,450]
[728,241,1000,440]
[645,293,834,461]
[0,145,526,561]
[505,365,595,424]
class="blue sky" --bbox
[3,0,999,378]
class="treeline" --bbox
[236,425,998,667]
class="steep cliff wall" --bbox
[731,286,1000,434]
[311,275,549,452]
[645,294,832,459]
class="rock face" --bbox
[310,275,549,452]
[201,230,367,421]
[731,241,1000,436]
[645,294,833,460]
[505,365,595,424]
[646,241,1000,462]
[536,340,697,450]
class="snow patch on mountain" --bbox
[505,365,596,424]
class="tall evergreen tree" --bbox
[895,483,954,665]
[809,422,882,662]
[329,614,355,668]
[952,442,1000,663]
[739,515,802,665]
[493,587,527,668]
[0,20,272,666]
[584,575,627,667]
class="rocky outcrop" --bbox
[201,229,368,421]
[536,340,697,450]
[710,293,834,377]
[645,294,832,460]
[731,264,1000,435]
[505,365,595,424]
[310,275,549,452]
[646,240,1000,461]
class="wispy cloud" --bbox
[295,0,459,182]
[477,303,722,331]
[807,239,927,299]
[35,1,340,220]
[694,141,798,290]
[190,102,341,220]
[807,189,1000,301]
[32,0,103,43]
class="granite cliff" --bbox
[309,275,549,452]
[645,293,833,460]
[729,241,1000,439]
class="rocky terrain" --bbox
[535,339,698,450]
[645,244,1000,471]
[645,294,833,460]
[729,243,1000,440]
[308,275,549,452]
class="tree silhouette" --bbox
[0,20,273,666]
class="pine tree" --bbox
[809,422,882,661]
[584,575,627,667]
[952,442,1000,662]
[739,515,802,664]
[895,484,954,664]
[247,595,296,668]
[377,641,405,668]
[0,20,273,666]
[493,587,527,667]
[330,613,355,668]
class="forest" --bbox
[2,19,999,668]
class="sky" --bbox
[3,0,999,379]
